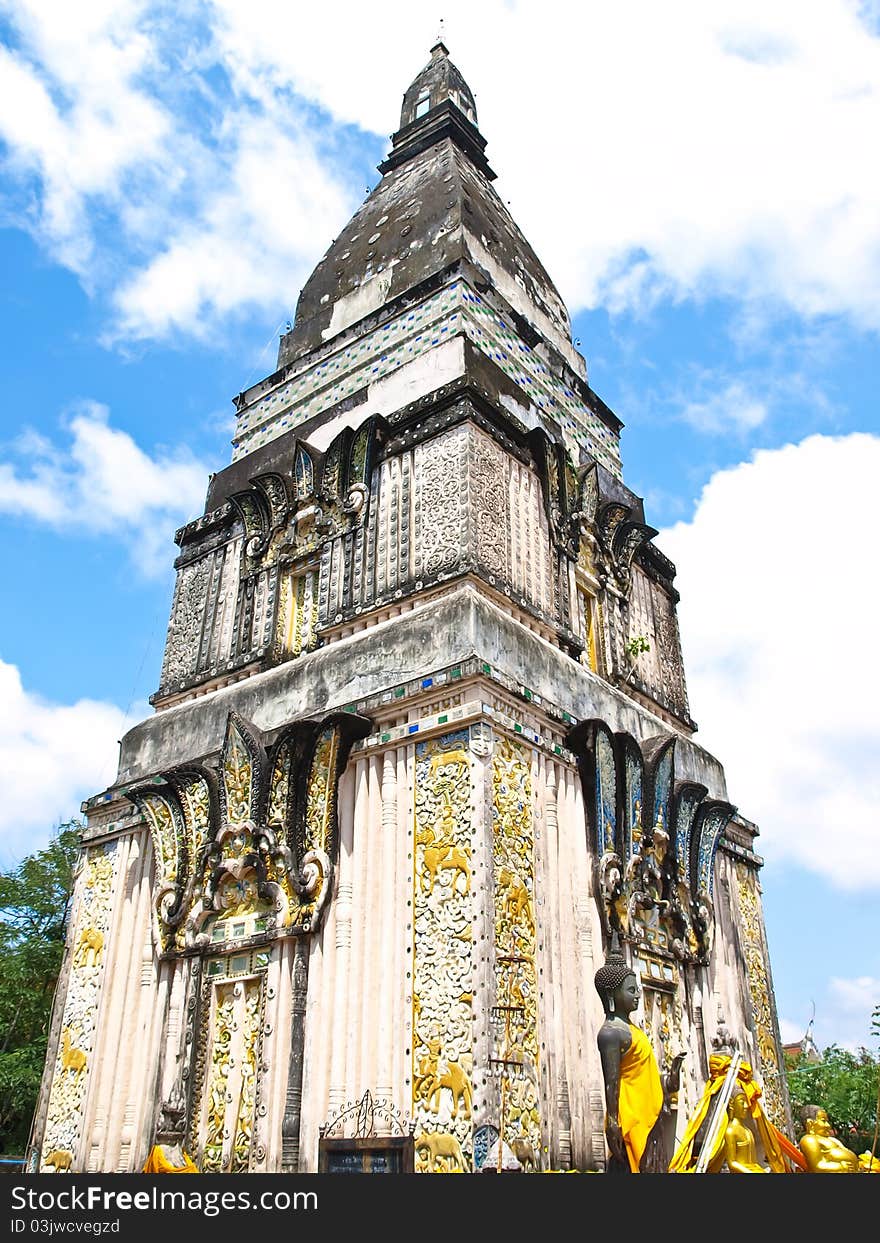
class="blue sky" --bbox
[1,1,878,1058]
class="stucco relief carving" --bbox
[412,732,474,1170]
[569,721,735,965]
[196,973,266,1173]
[470,425,508,579]
[128,710,369,952]
[735,861,787,1129]
[40,844,118,1170]
[415,426,468,580]
[491,737,541,1162]
[161,559,211,686]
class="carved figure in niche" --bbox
[417,796,470,896]
[42,1149,73,1173]
[693,896,715,959]
[713,1089,767,1173]
[594,936,684,1173]
[217,873,261,918]
[143,1095,199,1174]
[798,1105,860,1173]
[415,1131,467,1173]
[499,867,535,936]
[60,1029,87,1074]
[626,824,669,930]
[74,927,104,968]
[414,1035,473,1120]
[668,883,699,961]
[598,850,627,934]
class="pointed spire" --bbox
[398,41,478,130]
[380,42,494,180]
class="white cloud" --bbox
[0,0,170,273]
[0,658,141,866]
[207,0,880,332]
[0,402,209,574]
[112,116,355,342]
[782,976,880,1052]
[778,1017,806,1045]
[658,432,880,890]
[4,1,880,341]
[828,976,880,1049]
[681,381,768,434]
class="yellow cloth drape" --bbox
[619,1023,665,1172]
[143,1144,199,1174]
[668,1055,805,1174]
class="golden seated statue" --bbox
[798,1106,860,1173]
[717,1089,767,1173]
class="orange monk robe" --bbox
[618,1023,664,1173]
[143,1144,199,1174]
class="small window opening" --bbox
[415,95,430,118]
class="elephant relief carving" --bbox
[510,1136,541,1171]
[415,1131,468,1173]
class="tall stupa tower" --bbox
[30,43,790,1174]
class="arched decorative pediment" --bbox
[127,708,370,955]
[568,719,736,964]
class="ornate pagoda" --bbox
[29,42,790,1174]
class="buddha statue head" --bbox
[594,933,640,1018]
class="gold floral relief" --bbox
[274,570,318,661]
[179,776,210,871]
[735,861,786,1128]
[412,732,474,1170]
[40,843,118,1169]
[199,975,264,1173]
[223,724,253,825]
[266,741,291,830]
[305,728,338,857]
[491,737,541,1160]
[140,794,178,885]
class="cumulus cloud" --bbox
[781,975,880,1052]
[0,0,170,273]
[680,381,769,435]
[0,658,141,866]
[0,402,209,574]
[112,116,355,342]
[828,976,880,1048]
[658,432,880,890]
[3,1,880,341]
[208,0,880,331]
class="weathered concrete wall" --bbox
[117,583,725,798]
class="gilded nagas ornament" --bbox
[128,709,369,951]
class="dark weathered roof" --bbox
[277,45,575,371]
[400,40,479,130]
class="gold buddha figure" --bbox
[798,1105,860,1173]
[719,1089,767,1173]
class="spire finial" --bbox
[431,17,448,58]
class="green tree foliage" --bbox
[786,1042,880,1156]
[0,822,81,1154]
